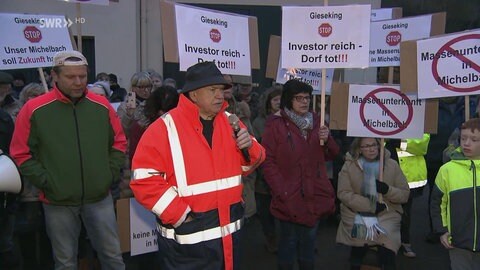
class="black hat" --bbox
[0,72,13,85]
[182,62,231,93]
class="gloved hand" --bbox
[375,202,386,215]
[376,180,389,194]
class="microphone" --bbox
[228,114,251,163]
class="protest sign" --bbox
[369,14,439,67]
[347,84,425,138]
[175,4,251,75]
[275,56,333,94]
[0,13,73,70]
[401,29,480,98]
[370,8,402,22]
[129,198,158,256]
[281,5,371,69]
[330,82,438,134]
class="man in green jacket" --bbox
[10,50,127,270]
[431,118,480,270]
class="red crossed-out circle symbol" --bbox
[386,31,402,46]
[209,29,221,43]
[318,23,332,37]
[432,34,480,92]
[359,88,414,136]
[23,26,42,43]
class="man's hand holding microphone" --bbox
[228,114,252,162]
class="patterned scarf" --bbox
[351,157,387,240]
[284,108,313,138]
[360,157,379,211]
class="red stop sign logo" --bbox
[318,23,332,37]
[386,31,402,46]
[24,26,42,43]
[209,29,221,43]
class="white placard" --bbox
[276,54,333,95]
[371,8,398,22]
[175,4,251,75]
[281,5,371,69]
[59,0,109,5]
[0,13,74,70]
[129,198,158,256]
[369,15,432,67]
[417,29,480,99]
[347,84,425,139]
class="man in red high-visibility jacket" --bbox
[130,61,265,270]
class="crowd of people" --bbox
[1,50,480,270]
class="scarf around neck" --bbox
[351,157,384,240]
[284,108,313,137]
[359,157,380,211]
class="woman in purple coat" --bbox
[261,79,340,270]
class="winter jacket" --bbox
[130,95,265,270]
[10,85,127,206]
[431,150,480,251]
[262,110,339,227]
[0,94,21,122]
[0,108,13,153]
[336,150,409,253]
[117,98,148,138]
[397,134,430,189]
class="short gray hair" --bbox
[19,83,44,104]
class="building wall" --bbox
[1,0,139,87]
[1,0,381,86]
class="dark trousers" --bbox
[427,164,442,231]
[350,246,396,270]
[15,201,54,269]
[277,220,319,269]
[255,192,275,238]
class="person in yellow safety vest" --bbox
[396,133,430,258]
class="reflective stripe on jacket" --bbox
[431,153,480,252]
[396,134,430,188]
[130,95,265,270]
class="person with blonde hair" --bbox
[336,137,409,270]
[117,71,153,136]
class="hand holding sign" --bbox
[318,125,330,142]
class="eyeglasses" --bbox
[293,95,311,102]
[360,143,378,150]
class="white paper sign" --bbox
[281,5,371,69]
[276,55,333,95]
[0,13,74,70]
[417,29,480,99]
[369,15,432,67]
[347,84,425,139]
[175,4,251,75]
[129,198,158,256]
[59,0,109,5]
[371,8,398,22]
